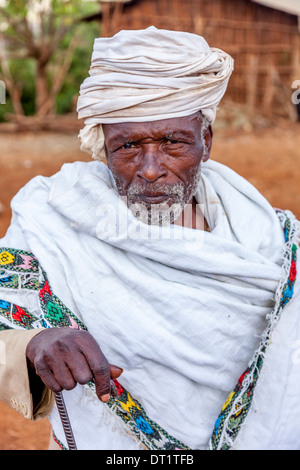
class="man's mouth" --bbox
[136,193,170,204]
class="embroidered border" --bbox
[88,379,190,450]
[0,247,189,450]
[52,433,67,450]
[0,209,298,450]
[208,209,299,450]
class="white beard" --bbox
[125,163,202,226]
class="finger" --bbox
[53,362,77,391]
[68,352,93,385]
[34,360,63,393]
[93,362,111,402]
[82,344,112,402]
[110,364,123,379]
[41,350,77,391]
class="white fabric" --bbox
[77,27,234,161]
[252,0,300,16]
[1,159,300,450]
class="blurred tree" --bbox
[0,0,99,120]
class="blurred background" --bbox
[0,0,299,450]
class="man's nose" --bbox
[137,145,167,182]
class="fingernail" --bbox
[100,393,110,403]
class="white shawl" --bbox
[1,159,300,450]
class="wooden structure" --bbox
[84,0,300,119]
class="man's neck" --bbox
[173,197,209,231]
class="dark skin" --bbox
[104,112,212,227]
[26,112,212,402]
[26,329,123,403]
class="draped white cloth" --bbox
[1,159,300,449]
[77,27,234,161]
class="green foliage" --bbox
[0,59,36,121]
[0,91,13,122]
[56,21,99,114]
[1,0,98,20]
[0,0,100,120]
[10,59,36,115]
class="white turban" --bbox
[77,26,234,161]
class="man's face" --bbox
[103,112,212,224]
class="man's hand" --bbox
[26,328,123,402]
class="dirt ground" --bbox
[0,123,299,450]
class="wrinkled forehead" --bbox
[103,112,204,145]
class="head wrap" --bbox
[77,26,234,161]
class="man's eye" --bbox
[164,139,179,145]
[121,141,136,150]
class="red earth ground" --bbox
[0,123,299,449]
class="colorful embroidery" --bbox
[0,247,189,450]
[103,380,189,450]
[208,210,299,450]
[52,433,67,450]
[0,249,38,271]
[0,251,15,265]
[0,209,298,451]
[0,249,85,331]
[0,298,38,330]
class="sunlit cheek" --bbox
[164,149,200,178]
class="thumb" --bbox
[110,364,123,379]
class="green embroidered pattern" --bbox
[0,209,298,450]
[0,247,189,450]
[208,210,299,450]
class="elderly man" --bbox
[0,27,299,451]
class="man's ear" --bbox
[203,125,213,162]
